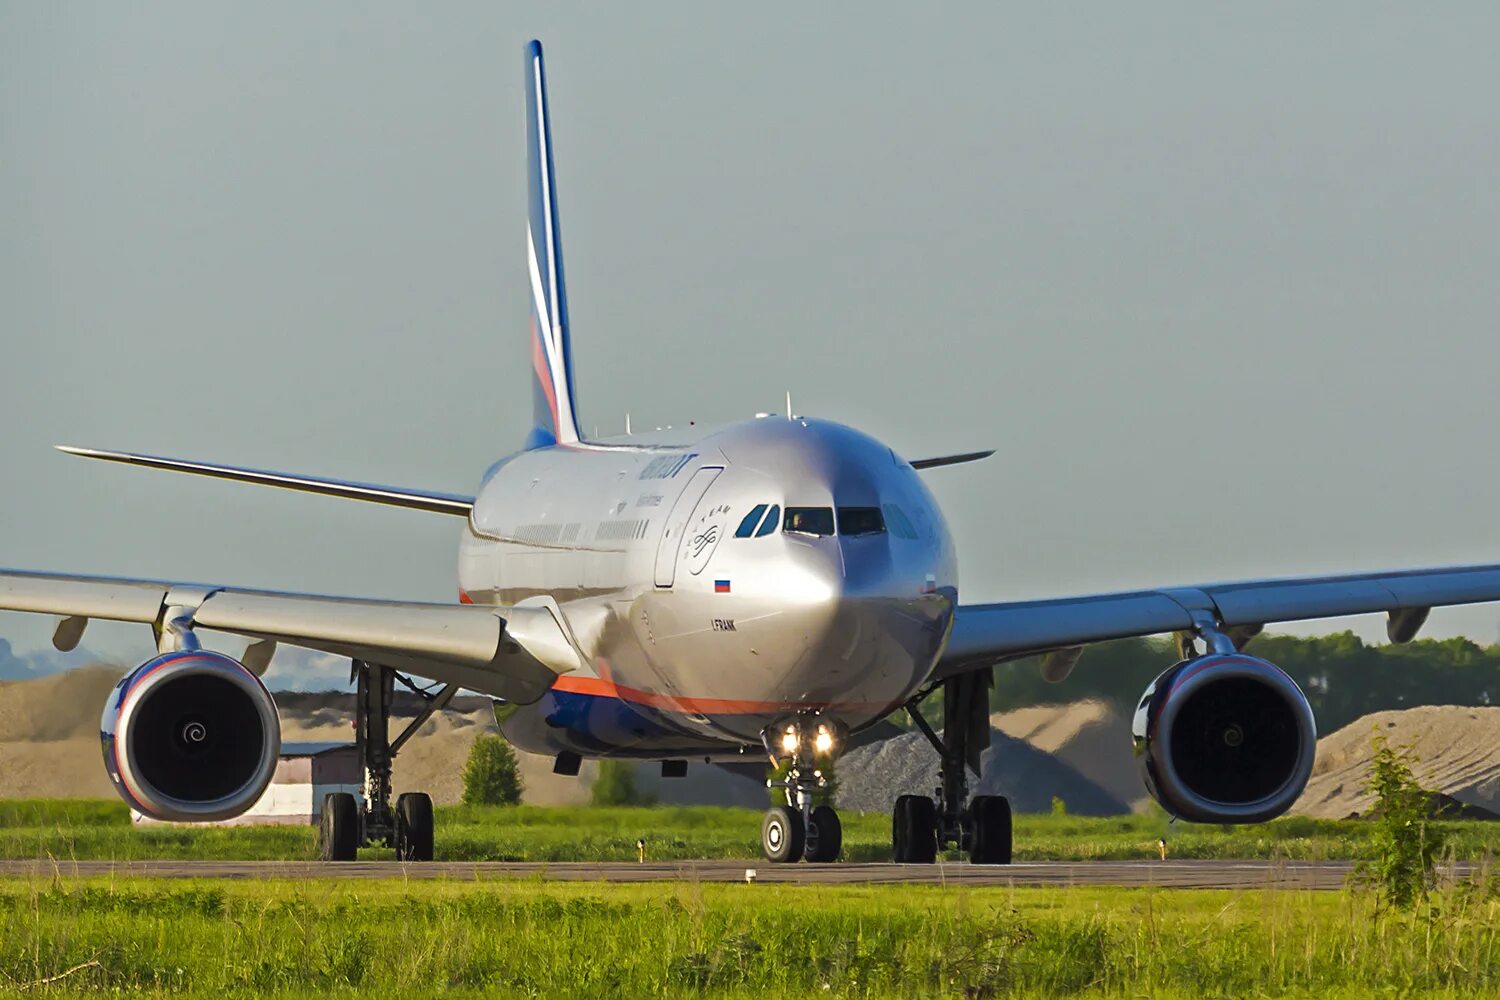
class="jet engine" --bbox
[1132,652,1315,823]
[100,649,281,822]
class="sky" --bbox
[3,3,1500,686]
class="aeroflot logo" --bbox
[639,454,697,480]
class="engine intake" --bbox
[1132,652,1315,823]
[100,650,280,822]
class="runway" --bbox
[0,858,1406,889]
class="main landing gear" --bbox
[893,671,1013,865]
[760,714,845,864]
[318,660,455,862]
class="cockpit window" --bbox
[784,507,834,536]
[837,507,885,537]
[755,504,780,537]
[735,504,768,538]
[882,503,918,540]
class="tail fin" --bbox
[523,40,582,449]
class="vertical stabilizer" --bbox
[524,40,582,448]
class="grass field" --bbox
[4,875,1500,996]
[0,799,1496,864]
[5,801,1500,996]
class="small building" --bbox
[131,742,362,826]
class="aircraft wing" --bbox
[55,446,475,516]
[0,569,580,703]
[934,562,1500,681]
[908,450,994,470]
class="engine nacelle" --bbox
[100,650,280,822]
[1132,652,1315,823]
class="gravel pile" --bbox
[836,726,1131,816]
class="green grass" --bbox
[0,799,1497,863]
[7,800,1500,995]
[4,876,1500,996]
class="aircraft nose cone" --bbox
[772,533,951,715]
[838,535,896,597]
[779,537,846,603]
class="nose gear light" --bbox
[814,726,833,754]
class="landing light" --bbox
[813,726,833,754]
[781,728,799,753]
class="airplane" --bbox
[6,39,1500,865]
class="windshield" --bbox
[783,507,835,536]
[837,507,886,537]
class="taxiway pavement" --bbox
[0,859,1407,889]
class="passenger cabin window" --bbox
[837,507,885,537]
[735,504,768,538]
[784,507,835,536]
[882,503,919,540]
[755,504,780,537]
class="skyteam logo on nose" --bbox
[686,503,730,577]
[714,580,731,594]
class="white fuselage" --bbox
[457,417,959,759]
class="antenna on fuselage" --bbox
[785,391,792,419]
[625,413,632,435]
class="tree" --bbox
[461,733,523,806]
[1357,731,1446,911]
[987,631,1500,737]
[591,760,657,806]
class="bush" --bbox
[591,760,657,807]
[1357,731,1445,911]
[461,734,524,806]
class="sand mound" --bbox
[1294,705,1500,819]
[0,666,126,799]
[0,741,118,798]
[0,665,122,741]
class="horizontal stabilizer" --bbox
[57,446,474,517]
[909,450,994,471]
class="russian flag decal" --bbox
[714,580,731,594]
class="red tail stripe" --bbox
[530,316,559,426]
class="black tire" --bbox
[395,792,434,862]
[319,792,359,862]
[969,794,1013,865]
[892,794,937,864]
[761,805,805,863]
[805,805,842,863]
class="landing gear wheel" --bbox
[394,792,434,862]
[319,792,359,861]
[968,794,1012,865]
[892,794,937,863]
[805,805,842,863]
[761,805,805,863]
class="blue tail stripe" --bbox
[524,40,580,449]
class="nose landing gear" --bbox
[760,714,845,863]
[893,670,1013,865]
